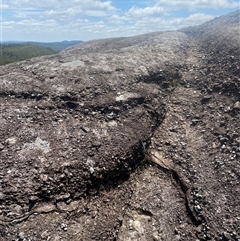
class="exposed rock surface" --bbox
[0,10,239,241]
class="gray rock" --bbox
[191,119,201,125]
[92,141,101,148]
[0,192,5,200]
[233,101,240,110]
[81,126,90,133]
[201,95,212,104]
[0,143,4,150]
[60,223,68,231]
[5,137,17,145]
[18,232,25,240]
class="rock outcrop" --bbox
[0,10,239,241]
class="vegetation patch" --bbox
[0,44,57,65]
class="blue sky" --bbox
[1,0,239,42]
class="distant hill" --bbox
[0,43,57,65]
[0,40,83,65]
[2,40,83,52]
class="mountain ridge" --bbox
[1,40,83,52]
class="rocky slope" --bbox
[0,10,239,241]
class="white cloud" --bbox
[156,0,239,10]
[126,5,165,17]
[118,13,214,33]
[109,14,127,21]
[6,0,116,13]
[15,19,59,30]
[44,8,83,18]
[12,12,28,19]
[2,0,239,41]
[165,13,215,29]
[182,13,215,23]
[3,0,117,32]
[2,4,10,9]
[86,0,116,11]
[85,10,109,17]
[2,21,16,30]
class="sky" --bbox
[1,0,239,42]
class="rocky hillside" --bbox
[0,10,239,241]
